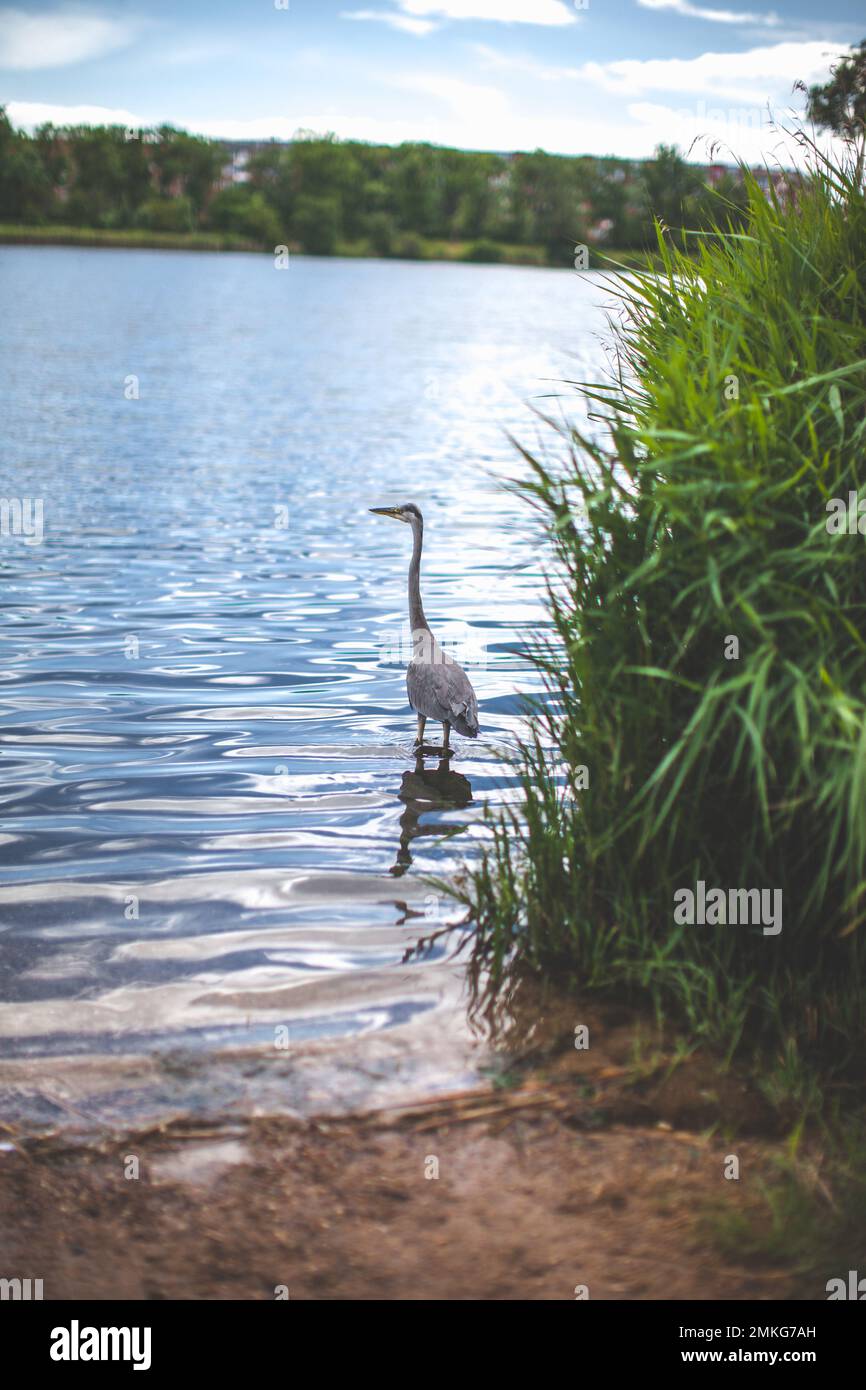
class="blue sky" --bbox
[0,1,861,161]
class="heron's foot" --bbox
[414,741,447,755]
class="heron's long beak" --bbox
[369,507,402,519]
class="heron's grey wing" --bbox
[406,662,428,715]
[408,659,479,737]
[438,660,479,736]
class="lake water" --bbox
[0,246,612,1135]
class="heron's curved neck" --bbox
[408,520,429,633]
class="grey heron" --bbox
[370,503,480,753]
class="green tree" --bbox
[392,146,438,234]
[207,186,281,245]
[33,123,69,213]
[579,160,630,247]
[641,144,702,246]
[286,135,363,235]
[63,125,142,226]
[137,196,195,233]
[510,150,581,264]
[147,127,223,216]
[292,193,339,253]
[0,117,754,257]
[365,209,397,256]
[807,39,866,181]
[0,109,52,221]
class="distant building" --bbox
[218,147,252,189]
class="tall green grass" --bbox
[464,148,866,1076]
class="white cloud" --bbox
[197,113,431,143]
[472,36,841,105]
[401,0,576,21]
[622,98,845,165]
[7,28,848,172]
[627,99,777,158]
[0,6,135,70]
[6,96,844,168]
[637,0,781,26]
[390,72,511,121]
[341,9,437,36]
[7,100,144,128]
[577,40,848,104]
[5,101,415,143]
[162,39,242,67]
[342,0,577,31]
[472,42,579,81]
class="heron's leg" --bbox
[414,715,426,747]
[442,721,451,753]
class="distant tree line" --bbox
[0,107,762,262]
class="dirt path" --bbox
[0,1077,804,1301]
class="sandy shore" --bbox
[1,1050,813,1301]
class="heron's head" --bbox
[369,503,423,527]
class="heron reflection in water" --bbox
[390,750,473,880]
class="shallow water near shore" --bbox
[0,246,612,1135]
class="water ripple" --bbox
[0,247,611,1131]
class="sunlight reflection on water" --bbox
[0,247,613,1133]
